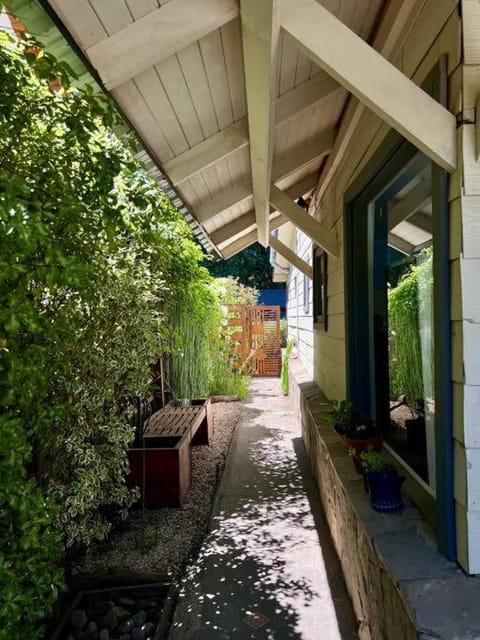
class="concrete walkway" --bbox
[169,378,357,640]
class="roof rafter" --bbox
[164,74,339,186]
[388,179,431,230]
[270,235,313,278]
[220,215,288,259]
[211,173,318,247]
[240,0,281,246]
[86,0,239,89]
[269,185,338,258]
[194,129,335,223]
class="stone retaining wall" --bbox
[289,358,418,640]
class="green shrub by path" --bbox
[169,277,255,401]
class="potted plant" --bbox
[359,449,404,513]
[321,399,383,473]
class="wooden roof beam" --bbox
[164,74,339,186]
[282,0,457,172]
[270,184,338,258]
[86,0,239,89]
[314,0,423,205]
[388,233,415,255]
[282,0,456,173]
[388,179,431,230]
[220,215,288,259]
[270,235,313,278]
[211,172,318,247]
[195,129,335,223]
[240,0,281,246]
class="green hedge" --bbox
[388,251,433,407]
[0,32,247,638]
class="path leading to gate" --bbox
[169,377,358,640]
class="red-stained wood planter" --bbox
[127,398,213,508]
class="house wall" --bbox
[286,229,314,378]
[295,0,480,573]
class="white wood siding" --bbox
[287,230,313,377]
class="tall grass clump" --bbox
[388,251,433,406]
[281,337,295,395]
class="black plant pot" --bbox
[365,467,405,512]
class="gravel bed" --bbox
[75,401,242,579]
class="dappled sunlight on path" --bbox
[169,379,357,640]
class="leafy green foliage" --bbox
[169,277,254,400]
[388,251,433,406]
[206,242,282,289]
[280,338,295,395]
[212,276,259,306]
[358,448,387,472]
[0,32,220,636]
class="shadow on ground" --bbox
[168,379,358,640]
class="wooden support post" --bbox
[269,184,339,258]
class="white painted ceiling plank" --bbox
[165,119,247,187]
[89,0,132,34]
[125,0,159,21]
[164,74,338,185]
[221,19,248,122]
[211,172,318,246]
[199,29,235,131]
[155,56,204,147]
[48,0,106,48]
[195,129,334,223]
[112,80,173,162]
[134,68,189,155]
[221,215,289,259]
[282,0,456,173]
[86,0,239,89]
[279,33,299,96]
[241,0,282,246]
[294,51,313,85]
[176,43,219,139]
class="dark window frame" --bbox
[313,246,328,330]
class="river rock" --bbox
[86,621,98,635]
[118,619,134,635]
[118,597,136,608]
[131,628,145,640]
[94,600,115,616]
[132,610,147,626]
[112,606,130,621]
[71,610,88,629]
[141,623,156,636]
[100,608,118,632]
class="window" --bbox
[313,247,327,329]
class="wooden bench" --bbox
[127,399,213,508]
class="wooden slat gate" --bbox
[225,304,281,377]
